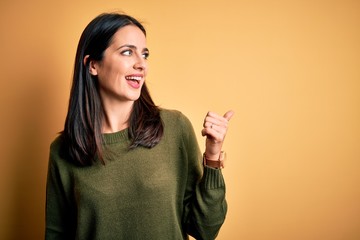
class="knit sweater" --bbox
[46,109,227,240]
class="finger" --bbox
[202,122,227,137]
[201,128,210,137]
[207,124,226,135]
[203,121,213,128]
[223,110,234,121]
[207,111,225,121]
[207,111,233,123]
[204,118,221,128]
[202,127,224,142]
[205,114,228,126]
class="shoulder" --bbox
[49,133,73,168]
[159,108,193,130]
[50,134,63,154]
[49,134,65,156]
[159,109,201,160]
[159,108,197,145]
[159,108,183,120]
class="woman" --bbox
[46,13,234,240]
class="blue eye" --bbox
[121,49,132,56]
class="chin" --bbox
[129,94,141,101]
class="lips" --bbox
[125,74,143,89]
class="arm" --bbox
[184,164,228,240]
[45,138,76,240]
[180,112,232,239]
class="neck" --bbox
[101,100,134,133]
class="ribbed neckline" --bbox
[102,128,129,145]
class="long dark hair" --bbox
[63,13,163,166]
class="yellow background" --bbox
[1,0,359,239]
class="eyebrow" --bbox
[117,44,149,52]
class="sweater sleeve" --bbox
[45,137,76,240]
[180,114,227,240]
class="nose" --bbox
[133,54,147,71]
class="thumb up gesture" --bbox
[201,110,234,161]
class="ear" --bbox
[83,55,98,76]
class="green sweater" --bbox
[46,109,227,240]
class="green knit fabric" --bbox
[46,109,227,240]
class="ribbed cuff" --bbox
[203,166,225,189]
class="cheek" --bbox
[99,65,124,81]
[112,63,133,79]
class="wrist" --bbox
[203,151,226,169]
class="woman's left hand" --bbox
[201,110,234,160]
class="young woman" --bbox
[46,13,234,240]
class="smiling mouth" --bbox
[125,75,143,89]
[125,76,142,82]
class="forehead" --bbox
[110,25,146,47]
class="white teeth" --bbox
[126,76,142,81]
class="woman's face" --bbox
[90,25,148,105]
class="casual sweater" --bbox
[46,109,227,240]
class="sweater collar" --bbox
[102,128,129,145]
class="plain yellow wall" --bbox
[1,0,359,239]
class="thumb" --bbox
[223,110,234,121]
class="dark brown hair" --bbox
[63,13,163,166]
